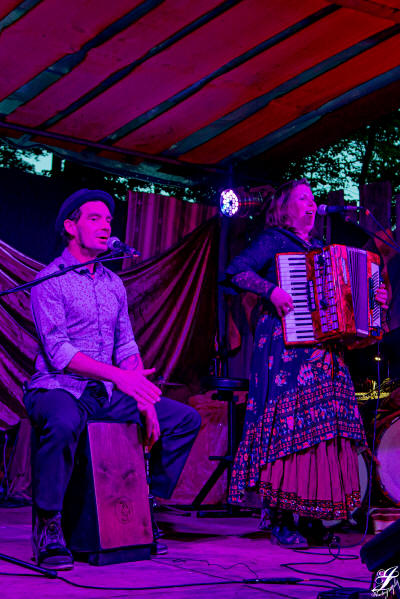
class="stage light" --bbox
[220,189,240,216]
[219,188,266,218]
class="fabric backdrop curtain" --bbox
[0,240,41,430]
[123,217,219,389]
[124,191,217,265]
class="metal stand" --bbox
[0,553,58,578]
[1,429,57,576]
[193,376,249,517]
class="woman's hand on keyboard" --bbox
[270,287,294,318]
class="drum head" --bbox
[358,452,368,505]
[377,417,400,505]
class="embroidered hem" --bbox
[259,483,361,520]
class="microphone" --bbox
[107,237,141,257]
[317,204,361,216]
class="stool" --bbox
[62,421,153,565]
[193,376,248,514]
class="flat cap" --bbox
[55,189,115,233]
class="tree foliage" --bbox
[0,140,50,173]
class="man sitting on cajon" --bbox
[23,189,201,570]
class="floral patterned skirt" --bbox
[229,313,366,506]
[260,437,361,519]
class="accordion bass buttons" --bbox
[307,280,316,311]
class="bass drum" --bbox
[323,452,369,528]
[376,415,400,505]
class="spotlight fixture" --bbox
[220,189,240,216]
[219,188,267,218]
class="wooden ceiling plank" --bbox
[0,0,163,113]
[225,65,400,165]
[249,78,400,173]
[0,119,226,177]
[99,3,338,145]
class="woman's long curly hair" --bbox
[265,178,310,231]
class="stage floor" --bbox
[1,506,373,598]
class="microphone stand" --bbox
[0,249,127,578]
[340,209,400,256]
[0,250,125,298]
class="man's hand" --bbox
[113,368,162,407]
[67,352,162,438]
[270,287,294,318]
[116,355,161,447]
[140,403,160,449]
[67,352,161,411]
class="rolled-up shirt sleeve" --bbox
[113,285,139,365]
[30,275,80,371]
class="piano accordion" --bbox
[276,244,382,346]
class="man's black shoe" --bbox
[32,512,74,570]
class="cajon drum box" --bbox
[63,421,153,565]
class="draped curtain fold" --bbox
[123,217,219,388]
[0,240,41,429]
[124,191,217,264]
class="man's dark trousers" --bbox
[24,382,201,512]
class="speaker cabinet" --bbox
[360,517,400,572]
[63,421,153,565]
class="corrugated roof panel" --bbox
[113,7,392,155]
[256,77,400,168]
[5,0,224,127]
[181,33,400,163]
[42,0,327,141]
[0,0,141,100]
[0,1,22,21]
